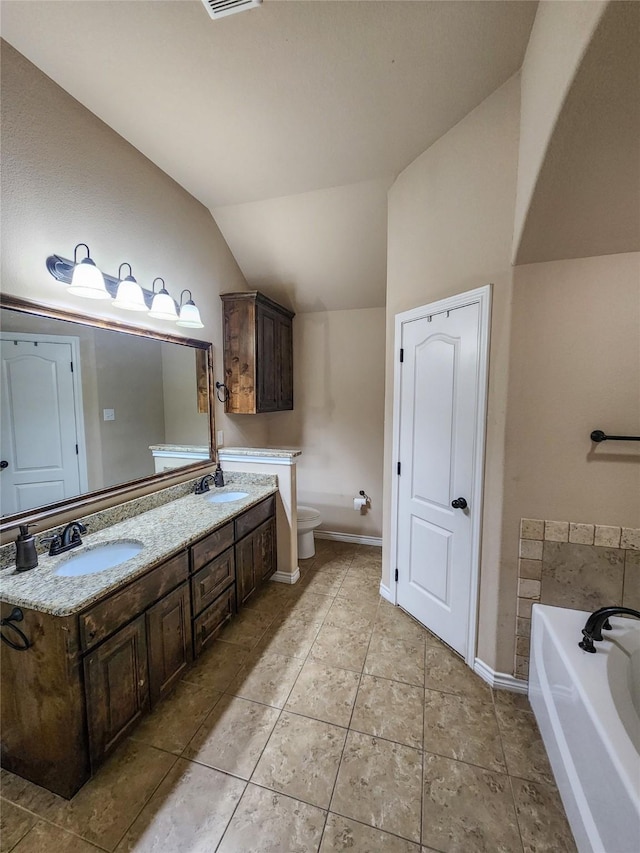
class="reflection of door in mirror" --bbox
[1,333,89,515]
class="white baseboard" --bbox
[379,582,394,603]
[315,530,382,547]
[474,658,528,693]
[270,569,301,585]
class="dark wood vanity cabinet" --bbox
[0,495,277,799]
[221,291,295,414]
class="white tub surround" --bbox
[218,448,301,583]
[149,444,210,473]
[529,604,640,853]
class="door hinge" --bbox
[395,568,399,582]
[70,361,74,373]
[397,462,401,475]
[399,348,404,363]
[75,444,79,455]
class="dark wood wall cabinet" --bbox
[0,495,276,799]
[221,291,294,414]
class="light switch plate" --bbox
[103,408,115,421]
[217,430,224,446]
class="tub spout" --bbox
[579,606,640,652]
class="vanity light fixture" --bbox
[112,263,149,312]
[148,278,178,321]
[176,289,204,329]
[67,244,110,300]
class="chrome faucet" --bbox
[41,521,87,557]
[194,474,215,494]
[578,606,640,653]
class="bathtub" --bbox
[529,604,640,853]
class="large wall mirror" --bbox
[0,295,214,532]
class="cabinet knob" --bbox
[138,679,145,688]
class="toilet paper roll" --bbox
[353,497,367,510]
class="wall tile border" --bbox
[515,518,639,681]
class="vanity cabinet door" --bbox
[259,517,277,582]
[146,582,192,707]
[83,616,149,769]
[236,530,257,607]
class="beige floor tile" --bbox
[364,635,425,687]
[181,641,248,692]
[331,731,422,843]
[0,800,37,852]
[1,741,175,852]
[302,570,349,597]
[258,617,323,659]
[252,712,347,808]
[424,644,492,703]
[324,596,379,627]
[511,777,577,853]
[227,649,304,707]
[243,586,289,618]
[217,783,325,853]
[351,675,424,749]
[284,590,335,621]
[337,574,381,603]
[310,623,371,672]
[114,758,245,852]
[492,689,533,720]
[375,603,430,645]
[218,607,275,650]
[12,822,104,853]
[285,661,361,727]
[184,694,280,779]
[130,680,221,754]
[423,690,506,773]
[422,752,522,853]
[497,710,556,787]
[320,814,420,852]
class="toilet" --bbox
[296,505,322,559]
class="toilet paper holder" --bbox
[359,490,371,503]
[354,490,371,511]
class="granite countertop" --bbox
[148,444,210,454]
[0,483,277,618]
[219,447,302,459]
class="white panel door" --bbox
[1,339,81,515]
[396,302,481,657]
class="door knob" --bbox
[0,461,8,470]
[451,497,468,510]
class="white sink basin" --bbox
[204,491,249,504]
[54,540,144,577]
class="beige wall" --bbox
[0,40,270,530]
[385,76,521,659]
[513,0,607,260]
[161,343,209,447]
[267,308,386,538]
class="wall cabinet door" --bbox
[83,615,149,768]
[146,582,192,707]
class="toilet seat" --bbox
[298,505,321,524]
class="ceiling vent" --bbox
[201,0,262,20]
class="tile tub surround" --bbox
[515,518,640,680]
[0,478,277,616]
[0,541,575,852]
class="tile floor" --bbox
[0,540,577,852]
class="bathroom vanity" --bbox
[0,485,276,798]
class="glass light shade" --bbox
[148,289,178,321]
[67,258,110,299]
[177,300,204,328]
[113,277,148,312]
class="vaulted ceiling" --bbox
[2,0,538,311]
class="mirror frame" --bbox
[0,294,215,534]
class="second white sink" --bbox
[204,491,249,504]
[54,540,144,577]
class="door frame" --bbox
[389,284,492,666]
[1,332,89,497]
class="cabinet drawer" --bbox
[235,496,275,540]
[193,586,235,657]
[191,522,234,573]
[79,551,189,652]
[191,547,235,617]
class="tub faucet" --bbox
[194,474,215,494]
[579,606,640,653]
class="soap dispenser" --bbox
[15,524,38,572]
[213,463,225,488]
